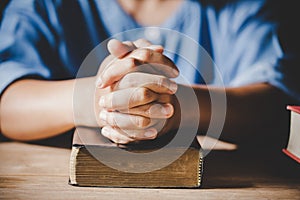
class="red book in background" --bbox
[283,106,300,164]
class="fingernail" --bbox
[144,129,157,138]
[99,110,107,121]
[169,82,178,93]
[99,96,105,107]
[96,77,103,88]
[172,69,179,76]
[101,127,108,135]
[161,105,172,115]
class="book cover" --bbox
[69,127,203,188]
[283,106,300,164]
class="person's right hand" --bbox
[95,39,179,88]
[94,39,180,144]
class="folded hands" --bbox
[95,39,179,144]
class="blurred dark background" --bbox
[0,0,10,23]
[0,0,299,50]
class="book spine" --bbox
[282,149,300,164]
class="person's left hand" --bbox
[96,39,179,88]
[98,72,178,144]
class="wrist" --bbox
[73,76,107,127]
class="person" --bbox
[0,0,299,147]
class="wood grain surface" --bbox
[0,141,299,200]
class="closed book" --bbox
[69,127,203,188]
[283,106,300,164]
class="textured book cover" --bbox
[69,127,203,188]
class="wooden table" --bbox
[0,141,299,200]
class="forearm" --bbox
[175,83,291,143]
[222,83,290,142]
[0,79,75,140]
[0,77,105,141]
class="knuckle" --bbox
[123,40,133,46]
[135,116,150,128]
[107,113,117,127]
[144,105,152,117]
[127,131,140,139]
[107,95,115,109]
[125,58,137,70]
[138,49,152,61]
[157,76,168,88]
[138,87,152,102]
[127,133,136,139]
[122,73,136,86]
[106,85,114,92]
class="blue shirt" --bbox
[0,0,299,101]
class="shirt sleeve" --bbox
[0,0,59,95]
[209,1,300,102]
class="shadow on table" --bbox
[201,147,300,189]
[0,129,74,149]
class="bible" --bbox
[282,106,300,164]
[69,127,203,188]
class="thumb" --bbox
[108,39,164,59]
[107,39,136,58]
[133,38,164,54]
